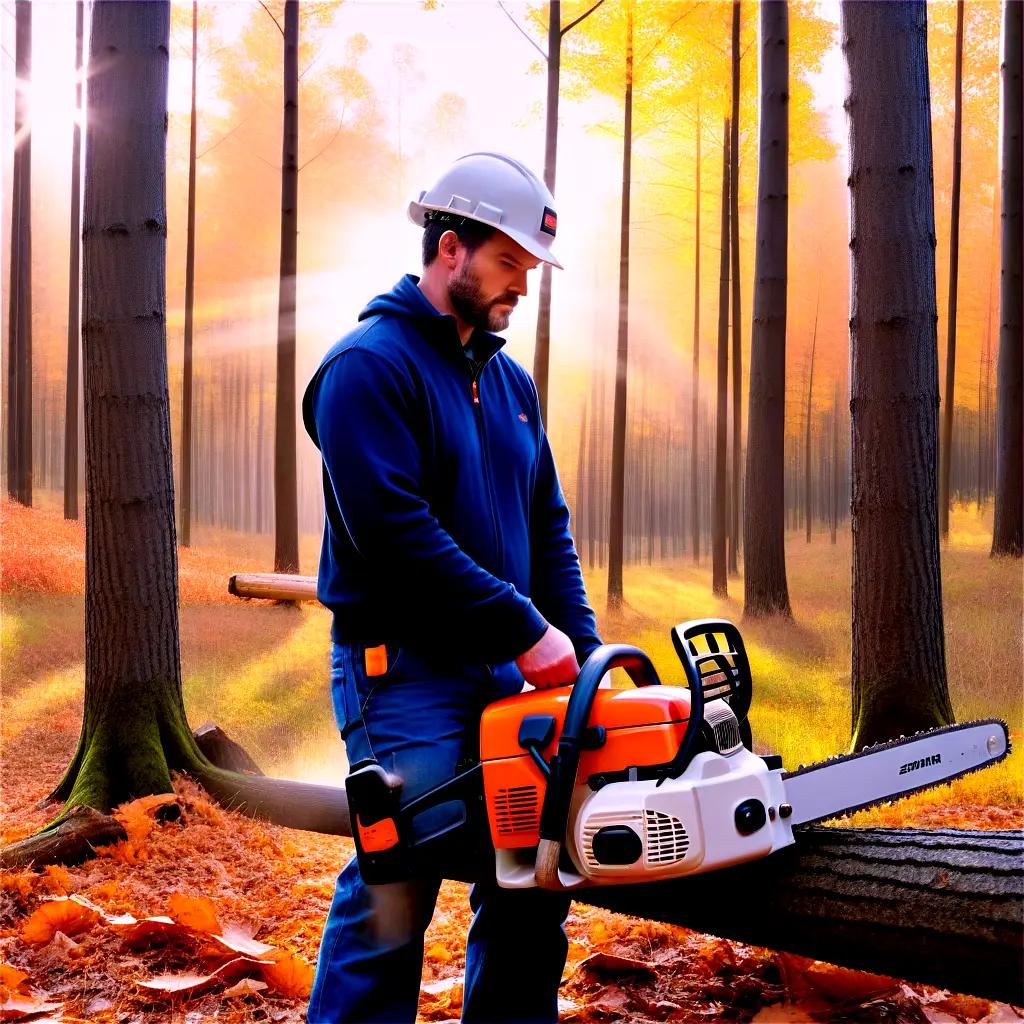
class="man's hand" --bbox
[515,624,579,689]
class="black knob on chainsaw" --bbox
[734,798,767,836]
[591,825,643,865]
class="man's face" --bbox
[446,233,541,333]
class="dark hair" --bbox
[422,212,496,267]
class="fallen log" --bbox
[228,572,317,602]
[575,826,1024,1006]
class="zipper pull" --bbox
[472,379,480,405]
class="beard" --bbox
[448,258,517,333]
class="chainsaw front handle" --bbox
[535,644,662,889]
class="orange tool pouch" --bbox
[364,644,388,677]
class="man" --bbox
[302,152,602,1023]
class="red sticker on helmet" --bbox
[540,207,557,237]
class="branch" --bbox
[496,1,547,61]
[298,113,347,172]
[258,0,285,38]
[561,0,606,37]
[197,118,249,160]
[636,2,702,68]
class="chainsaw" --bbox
[344,618,1010,892]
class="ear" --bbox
[438,229,461,269]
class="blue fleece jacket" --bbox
[302,274,601,666]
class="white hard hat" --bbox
[409,151,563,269]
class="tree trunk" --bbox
[713,120,731,597]
[939,0,965,540]
[843,0,954,749]
[691,92,702,565]
[6,0,32,507]
[805,295,817,544]
[64,0,84,521]
[577,827,1023,1006]
[607,0,632,611]
[274,0,300,574]
[532,0,560,423]
[729,0,742,576]
[831,377,839,543]
[991,0,1023,558]
[180,0,198,548]
[743,0,791,619]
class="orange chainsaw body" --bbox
[479,686,692,850]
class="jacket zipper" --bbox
[470,361,504,572]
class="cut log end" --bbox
[193,722,264,776]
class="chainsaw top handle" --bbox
[537,643,662,844]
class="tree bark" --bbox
[607,0,632,611]
[274,0,300,574]
[743,0,791,619]
[64,0,84,521]
[713,120,731,597]
[939,0,965,540]
[577,827,1024,1006]
[729,0,742,576]
[180,0,198,547]
[842,0,954,749]
[7,0,32,507]
[992,0,1023,558]
[1,807,127,870]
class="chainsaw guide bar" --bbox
[782,718,1011,827]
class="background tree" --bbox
[6,0,32,507]
[180,0,199,547]
[691,88,703,564]
[804,290,817,542]
[743,0,791,618]
[38,0,350,839]
[274,0,300,574]
[991,0,1022,558]
[842,0,954,748]
[728,0,741,576]
[64,0,84,521]
[939,0,964,539]
[713,119,730,597]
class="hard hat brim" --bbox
[408,200,564,270]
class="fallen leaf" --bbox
[114,794,178,842]
[0,994,62,1020]
[208,924,275,958]
[694,937,737,976]
[0,967,29,993]
[222,978,268,998]
[776,952,897,1007]
[422,977,462,996]
[425,942,452,964]
[167,894,221,936]
[36,932,81,965]
[112,916,191,949]
[138,957,271,997]
[751,1004,816,1022]
[927,994,993,1022]
[20,898,100,947]
[258,950,314,999]
[576,952,656,977]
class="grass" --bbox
[2,498,1020,822]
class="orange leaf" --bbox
[0,994,62,1020]
[166,894,221,935]
[776,953,897,1007]
[114,794,177,842]
[0,967,29,993]
[259,950,314,999]
[425,942,452,964]
[20,897,100,946]
[576,952,656,977]
[927,993,992,1022]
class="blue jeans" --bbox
[308,642,572,1024]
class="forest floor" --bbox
[1,498,1022,1024]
